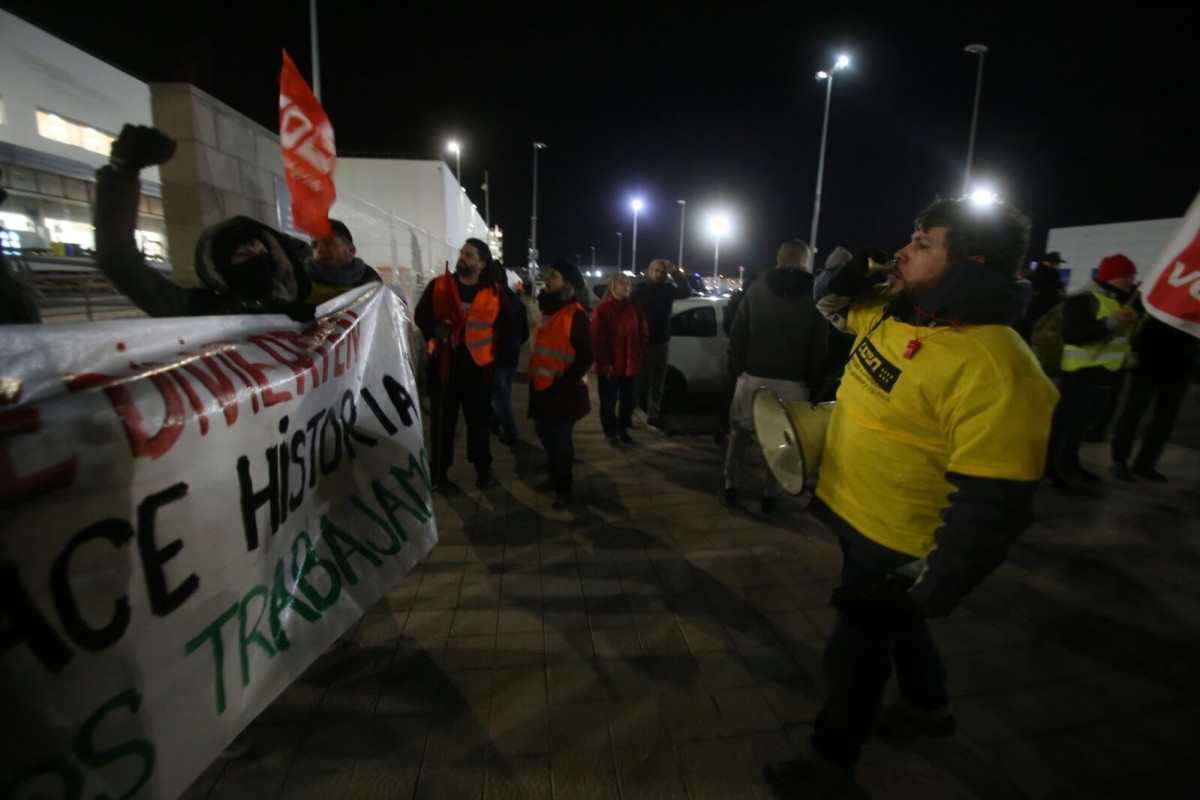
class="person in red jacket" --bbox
[591,273,649,445]
[529,259,594,508]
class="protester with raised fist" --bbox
[94,125,313,319]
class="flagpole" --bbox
[309,0,322,101]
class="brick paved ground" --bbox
[183,379,1200,799]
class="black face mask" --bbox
[537,288,563,313]
[218,253,276,302]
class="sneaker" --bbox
[218,735,251,760]
[761,495,777,514]
[1132,465,1168,482]
[607,434,621,446]
[619,431,634,444]
[762,750,850,799]
[875,702,957,742]
[720,485,737,506]
[1111,462,1134,482]
[476,470,497,488]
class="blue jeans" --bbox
[811,537,948,768]
[491,363,519,440]
[598,375,637,437]
[534,418,575,497]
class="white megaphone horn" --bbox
[752,389,836,496]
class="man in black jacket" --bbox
[766,198,1058,796]
[633,258,690,428]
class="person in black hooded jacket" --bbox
[764,198,1058,796]
[94,125,312,319]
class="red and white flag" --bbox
[279,49,336,239]
[1142,188,1200,338]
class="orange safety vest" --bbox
[529,302,585,391]
[430,274,500,366]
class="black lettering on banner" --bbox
[51,518,133,651]
[381,374,417,427]
[305,411,324,488]
[0,562,74,673]
[340,389,379,459]
[359,386,397,435]
[853,338,902,394]
[138,482,199,616]
[238,449,279,552]
[289,429,308,512]
[319,406,342,475]
[278,417,291,526]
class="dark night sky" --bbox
[5,1,1198,273]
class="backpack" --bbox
[1030,300,1065,376]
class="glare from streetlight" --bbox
[447,140,460,154]
[970,187,999,206]
[835,54,851,70]
[816,70,829,80]
[631,198,644,212]
[708,213,731,238]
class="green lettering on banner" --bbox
[320,515,383,586]
[291,530,342,611]
[390,451,433,523]
[349,490,405,555]
[184,602,238,715]
[269,557,319,651]
[72,689,155,800]
[237,585,276,688]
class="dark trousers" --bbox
[1047,380,1113,474]
[1086,370,1127,438]
[1111,371,1189,469]
[598,375,637,437]
[534,418,575,497]
[812,538,948,768]
[428,356,493,480]
[642,343,670,417]
[491,363,520,440]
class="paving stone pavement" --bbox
[183,379,1200,799]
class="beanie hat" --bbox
[549,259,587,303]
[1097,254,1136,284]
[208,218,264,268]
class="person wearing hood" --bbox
[94,125,312,319]
[415,238,506,489]
[529,259,593,508]
[1044,254,1140,488]
[591,272,648,445]
[723,239,828,512]
[305,220,382,305]
[765,198,1058,796]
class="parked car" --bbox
[639,296,729,412]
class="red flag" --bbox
[434,262,468,384]
[1143,189,1200,339]
[279,49,336,239]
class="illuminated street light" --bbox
[962,44,989,195]
[708,213,732,278]
[446,140,461,185]
[970,187,999,205]
[811,53,851,256]
[631,198,644,273]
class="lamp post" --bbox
[446,140,461,185]
[810,53,850,256]
[962,44,988,196]
[309,0,321,101]
[630,198,644,274]
[529,142,546,271]
[590,246,596,268]
[708,213,731,279]
[676,199,686,271]
[616,232,623,271]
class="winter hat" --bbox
[1097,254,1136,284]
[209,218,264,268]
[548,259,588,306]
[824,246,853,272]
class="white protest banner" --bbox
[0,285,437,799]
[1142,188,1200,338]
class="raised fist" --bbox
[110,125,177,172]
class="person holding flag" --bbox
[415,239,506,489]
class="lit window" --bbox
[44,218,96,249]
[35,110,115,157]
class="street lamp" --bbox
[811,53,850,256]
[969,187,998,206]
[616,232,623,271]
[529,142,547,271]
[708,213,731,279]
[676,200,686,272]
[590,246,596,268]
[962,44,989,196]
[446,140,461,185]
[630,198,644,274]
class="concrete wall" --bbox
[149,83,283,283]
[0,9,159,183]
[1046,217,1182,291]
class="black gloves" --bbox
[826,246,892,297]
[110,125,177,174]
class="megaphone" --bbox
[753,389,836,496]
